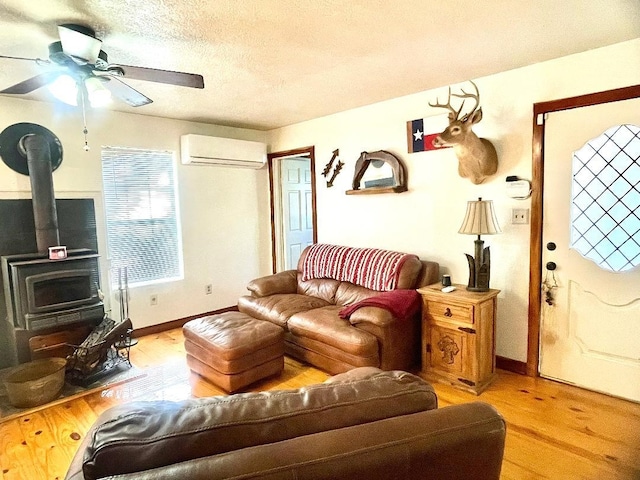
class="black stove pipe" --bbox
[22,134,60,253]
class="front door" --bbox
[539,97,640,402]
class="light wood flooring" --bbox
[1,327,639,480]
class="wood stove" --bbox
[2,249,104,332]
[1,249,105,364]
[0,123,107,368]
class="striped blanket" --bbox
[301,244,416,292]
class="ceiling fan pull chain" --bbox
[80,88,90,151]
[83,126,89,151]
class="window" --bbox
[571,124,640,272]
[101,147,183,287]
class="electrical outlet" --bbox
[205,284,213,295]
[150,294,158,306]
[512,208,530,224]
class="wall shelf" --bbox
[346,186,408,195]
[348,151,408,195]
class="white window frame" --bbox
[101,146,184,288]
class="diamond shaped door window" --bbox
[570,124,640,272]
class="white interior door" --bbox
[540,97,640,402]
[281,158,313,270]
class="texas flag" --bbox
[406,119,450,153]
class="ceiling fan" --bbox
[0,24,205,108]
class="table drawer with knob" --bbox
[423,300,473,325]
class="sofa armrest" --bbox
[349,307,421,371]
[347,305,395,328]
[246,270,297,297]
[416,260,440,288]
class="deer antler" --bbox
[451,80,480,120]
[428,86,465,121]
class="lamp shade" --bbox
[458,197,501,235]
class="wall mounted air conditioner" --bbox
[180,134,267,169]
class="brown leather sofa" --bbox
[66,367,506,480]
[238,244,439,374]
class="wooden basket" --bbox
[3,358,67,408]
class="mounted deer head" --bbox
[429,81,498,184]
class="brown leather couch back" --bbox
[95,402,506,480]
[67,368,437,480]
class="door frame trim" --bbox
[527,84,640,376]
[267,146,318,274]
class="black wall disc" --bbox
[0,123,63,176]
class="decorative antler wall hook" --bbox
[327,160,344,187]
[322,149,339,178]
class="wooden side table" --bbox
[418,283,500,394]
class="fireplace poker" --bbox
[124,266,129,320]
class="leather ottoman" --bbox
[183,312,284,393]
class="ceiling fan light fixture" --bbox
[85,77,112,107]
[57,24,102,64]
[1,22,203,110]
[47,74,78,106]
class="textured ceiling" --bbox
[0,0,639,130]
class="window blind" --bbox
[101,147,183,286]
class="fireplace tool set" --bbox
[65,267,134,386]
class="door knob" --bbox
[546,262,557,271]
[546,242,556,251]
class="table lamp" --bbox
[458,197,501,292]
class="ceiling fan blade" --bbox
[101,75,153,107]
[111,64,204,89]
[0,71,61,94]
[0,54,41,63]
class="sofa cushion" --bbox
[73,368,437,480]
[334,281,378,305]
[238,293,330,328]
[296,274,340,303]
[286,334,379,370]
[287,306,379,358]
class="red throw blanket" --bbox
[301,244,417,291]
[339,289,421,320]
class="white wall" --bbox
[268,38,640,362]
[0,98,271,329]
[2,39,637,359]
